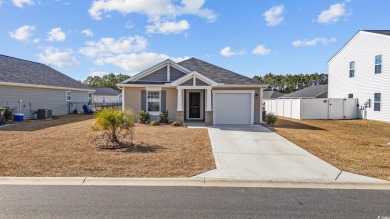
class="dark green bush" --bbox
[265,113,278,125]
[137,110,150,124]
[159,110,169,123]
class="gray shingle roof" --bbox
[178,58,264,85]
[92,87,120,96]
[281,85,328,98]
[0,54,91,90]
[364,30,390,36]
[263,90,284,99]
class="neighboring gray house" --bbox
[0,54,94,118]
[118,58,267,125]
[280,84,328,99]
[263,90,284,100]
[92,87,121,103]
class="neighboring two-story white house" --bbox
[328,30,390,122]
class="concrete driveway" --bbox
[195,125,383,182]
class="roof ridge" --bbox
[179,57,256,81]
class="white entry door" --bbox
[213,91,254,124]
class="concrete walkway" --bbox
[194,125,384,182]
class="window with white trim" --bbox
[349,61,355,77]
[348,94,353,98]
[88,92,92,104]
[66,91,71,101]
[147,91,160,112]
[374,93,381,111]
[103,97,105,103]
[375,55,382,74]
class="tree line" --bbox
[253,73,328,94]
[83,73,130,91]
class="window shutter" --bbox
[141,90,146,111]
[161,90,166,112]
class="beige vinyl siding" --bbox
[328,31,390,122]
[124,87,177,122]
[164,88,177,122]
[123,87,142,112]
[213,87,261,123]
[0,85,89,119]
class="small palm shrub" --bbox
[171,121,181,126]
[159,110,169,123]
[150,121,159,126]
[265,113,278,125]
[90,109,135,148]
[137,110,150,124]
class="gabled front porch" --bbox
[169,71,217,126]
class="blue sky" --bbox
[1,0,389,81]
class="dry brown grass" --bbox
[0,115,215,177]
[269,118,390,181]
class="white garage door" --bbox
[213,92,253,124]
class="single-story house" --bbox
[0,54,94,118]
[280,84,328,99]
[328,30,390,122]
[92,87,121,103]
[117,58,267,125]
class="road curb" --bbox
[0,177,390,190]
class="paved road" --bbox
[196,125,383,182]
[1,185,389,218]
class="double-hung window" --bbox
[349,61,355,77]
[375,55,382,74]
[147,91,160,112]
[66,91,71,101]
[374,93,381,111]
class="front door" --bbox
[189,92,201,118]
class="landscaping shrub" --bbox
[265,113,278,125]
[150,121,159,126]
[171,121,181,126]
[137,110,150,124]
[90,108,135,148]
[159,110,169,123]
[4,107,14,122]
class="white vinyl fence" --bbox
[265,98,359,120]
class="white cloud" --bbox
[37,47,79,67]
[12,0,34,8]
[8,25,35,41]
[292,37,336,47]
[88,0,216,22]
[263,5,284,26]
[0,0,4,6]
[47,28,66,42]
[317,3,347,24]
[252,45,271,56]
[32,38,40,43]
[94,52,188,75]
[79,35,148,58]
[146,20,190,34]
[220,47,235,57]
[81,29,94,37]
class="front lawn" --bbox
[269,118,390,181]
[0,115,215,177]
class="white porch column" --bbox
[177,88,183,111]
[259,87,263,123]
[206,87,212,111]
